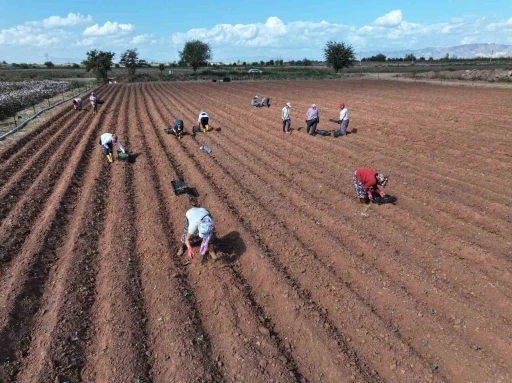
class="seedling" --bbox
[318,372,324,382]
[183,290,191,297]
[197,334,205,342]
[232,347,236,356]
[421,340,428,346]
[334,306,340,312]
[390,325,398,332]
[371,350,379,357]
[389,307,395,315]
[428,308,436,314]
[459,320,466,328]
[422,289,428,296]
[431,364,439,371]
[472,344,482,351]
[158,317,164,322]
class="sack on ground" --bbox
[315,129,331,136]
[192,125,201,133]
[333,130,344,137]
[118,151,130,161]
[164,128,173,134]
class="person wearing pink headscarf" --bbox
[177,207,217,261]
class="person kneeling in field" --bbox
[198,110,210,132]
[72,97,82,111]
[251,95,270,107]
[99,132,126,163]
[172,118,184,138]
[353,168,388,204]
[177,206,217,261]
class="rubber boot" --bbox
[107,153,113,163]
[205,124,209,132]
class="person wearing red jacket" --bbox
[353,168,388,203]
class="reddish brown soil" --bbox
[1,79,511,383]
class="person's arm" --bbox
[117,140,126,153]
[317,111,320,123]
[184,233,194,257]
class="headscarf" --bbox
[376,173,388,186]
[198,216,214,255]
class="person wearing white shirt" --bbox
[282,102,291,134]
[89,92,98,114]
[99,132,126,163]
[198,110,210,132]
[338,102,350,136]
[72,97,82,111]
[177,206,217,261]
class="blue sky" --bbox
[1,0,511,63]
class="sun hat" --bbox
[311,104,316,108]
[198,216,214,255]
[286,102,291,107]
[254,95,259,98]
[339,102,345,108]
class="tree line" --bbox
[81,39,356,81]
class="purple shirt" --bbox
[306,107,319,121]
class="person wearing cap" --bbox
[251,95,260,107]
[282,102,291,134]
[305,104,320,135]
[353,168,388,203]
[177,206,217,260]
[99,132,126,163]
[338,102,349,136]
[89,92,98,114]
[198,110,210,132]
[72,97,82,111]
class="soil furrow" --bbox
[170,83,512,296]
[0,87,115,271]
[128,84,224,382]
[0,86,112,173]
[152,82,509,382]
[0,87,117,383]
[138,83,296,382]
[81,84,152,383]
[143,85,381,383]
[177,81,512,204]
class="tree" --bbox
[44,61,54,68]
[323,41,355,72]
[158,63,165,75]
[404,54,417,62]
[119,49,147,81]
[71,63,80,68]
[178,40,212,71]
[82,50,115,80]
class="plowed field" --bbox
[1,80,511,383]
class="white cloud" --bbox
[83,21,134,36]
[42,13,93,28]
[130,33,154,44]
[374,10,403,28]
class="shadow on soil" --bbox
[128,152,141,163]
[216,231,246,263]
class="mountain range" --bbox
[360,43,512,60]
